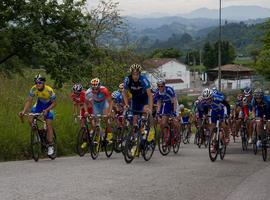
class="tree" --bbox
[185,50,200,66]
[256,19,270,79]
[150,48,182,59]
[202,41,236,69]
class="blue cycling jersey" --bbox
[251,96,270,118]
[155,86,176,104]
[210,93,225,111]
[124,75,151,98]
[112,90,123,104]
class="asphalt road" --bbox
[1,137,270,200]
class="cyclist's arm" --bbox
[22,96,34,114]
[122,89,129,107]
[146,88,153,112]
[173,97,177,113]
[44,100,56,112]
[107,97,113,113]
[157,100,161,114]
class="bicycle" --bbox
[208,115,226,162]
[158,116,181,156]
[76,115,92,157]
[181,122,191,144]
[123,110,156,164]
[240,119,248,151]
[112,113,129,153]
[22,113,57,162]
[261,117,270,161]
[195,115,210,148]
[89,114,114,160]
[252,119,259,155]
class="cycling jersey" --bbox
[155,86,176,115]
[124,75,151,113]
[124,75,151,97]
[29,85,56,120]
[251,96,270,119]
[179,108,192,123]
[112,90,124,104]
[29,85,56,105]
[70,90,92,116]
[85,86,111,115]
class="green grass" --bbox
[0,70,79,161]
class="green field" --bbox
[0,70,79,161]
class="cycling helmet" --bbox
[179,104,185,110]
[243,87,252,97]
[254,88,264,99]
[112,91,119,99]
[129,64,142,73]
[212,87,218,94]
[90,78,101,89]
[202,88,212,99]
[72,83,83,93]
[34,74,46,83]
[157,78,166,86]
[119,83,124,90]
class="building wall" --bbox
[145,61,190,90]
[214,78,251,90]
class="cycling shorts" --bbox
[31,101,54,120]
[93,100,109,115]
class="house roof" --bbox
[143,58,184,70]
[207,64,254,72]
[165,79,184,84]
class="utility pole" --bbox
[218,0,222,91]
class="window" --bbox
[177,71,182,77]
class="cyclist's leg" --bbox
[103,100,113,134]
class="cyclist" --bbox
[19,74,56,156]
[155,79,179,135]
[84,78,113,140]
[232,94,244,137]
[240,87,253,143]
[122,64,153,122]
[178,104,193,135]
[251,88,270,147]
[203,88,230,150]
[111,90,125,127]
[70,83,93,127]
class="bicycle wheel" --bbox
[158,127,171,156]
[113,127,123,153]
[208,129,218,162]
[219,133,226,160]
[196,128,202,148]
[76,127,89,157]
[241,128,248,151]
[173,128,181,154]
[182,127,189,144]
[90,127,101,160]
[141,128,156,161]
[252,128,258,155]
[262,132,267,161]
[124,128,141,164]
[31,129,41,162]
[104,131,114,158]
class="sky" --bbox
[86,0,270,16]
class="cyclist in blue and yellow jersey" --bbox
[19,74,57,156]
[178,104,193,130]
[123,64,153,121]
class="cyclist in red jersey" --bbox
[70,83,93,127]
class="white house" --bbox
[142,58,190,90]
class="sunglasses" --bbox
[36,81,44,85]
[158,85,164,88]
[92,87,99,91]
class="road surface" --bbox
[0,138,270,200]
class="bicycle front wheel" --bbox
[142,128,156,161]
[124,129,141,164]
[90,128,101,160]
[208,129,218,162]
[104,132,114,158]
[31,129,41,162]
[158,127,171,156]
[76,127,89,157]
[173,128,181,154]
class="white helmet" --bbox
[179,104,185,110]
[202,88,212,99]
[72,83,83,92]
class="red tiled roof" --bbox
[208,64,254,72]
[165,79,184,84]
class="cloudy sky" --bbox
[87,0,270,15]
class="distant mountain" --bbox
[182,6,270,20]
